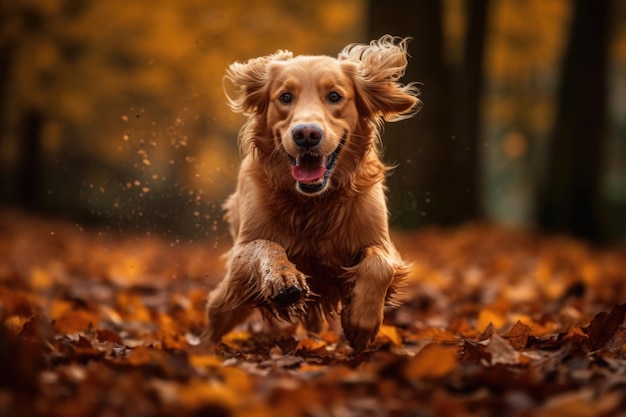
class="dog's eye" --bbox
[328,91,343,103]
[279,92,293,104]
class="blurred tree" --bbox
[0,0,92,208]
[0,0,365,238]
[535,0,611,241]
[367,0,488,228]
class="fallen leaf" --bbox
[535,389,622,417]
[297,337,327,353]
[502,320,531,349]
[485,333,519,366]
[53,309,99,334]
[586,303,626,350]
[477,309,507,333]
[189,354,222,370]
[410,327,458,344]
[404,343,458,379]
[375,324,402,346]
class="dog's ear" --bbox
[339,35,421,122]
[223,50,293,116]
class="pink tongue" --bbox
[291,165,326,182]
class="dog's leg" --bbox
[341,245,404,350]
[205,239,309,343]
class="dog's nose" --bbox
[292,124,323,148]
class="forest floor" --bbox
[1,209,626,417]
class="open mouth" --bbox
[289,135,346,195]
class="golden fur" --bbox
[205,35,421,350]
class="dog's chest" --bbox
[268,201,363,268]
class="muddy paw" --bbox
[261,262,309,308]
[272,285,305,307]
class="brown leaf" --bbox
[485,333,519,366]
[535,389,622,417]
[586,303,626,350]
[97,328,124,345]
[502,320,531,349]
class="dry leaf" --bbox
[485,333,519,366]
[3,211,626,417]
[502,320,531,349]
[375,324,402,346]
[404,343,458,379]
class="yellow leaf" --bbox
[3,315,27,334]
[297,337,327,352]
[409,327,459,344]
[477,309,507,332]
[298,363,326,373]
[404,343,458,379]
[320,330,340,344]
[116,292,151,322]
[177,379,239,411]
[375,324,402,346]
[49,300,73,320]
[189,354,223,370]
[30,267,53,290]
[221,330,252,349]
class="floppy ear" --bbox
[339,35,421,122]
[223,50,293,116]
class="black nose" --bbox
[292,124,323,148]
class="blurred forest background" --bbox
[1,0,625,243]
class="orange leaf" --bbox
[189,354,223,370]
[221,330,252,349]
[375,324,402,346]
[409,327,459,344]
[127,345,158,366]
[297,337,327,352]
[53,309,99,334]
[404,343,458,379]
[477,308,507,332]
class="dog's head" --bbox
[224,35,421,196]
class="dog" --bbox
[205,35,421,350]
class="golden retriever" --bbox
[205,35,421,350]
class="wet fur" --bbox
[205,35,421,350]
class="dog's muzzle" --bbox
[287,125,346,195]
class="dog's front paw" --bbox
[341,304,381,351]
[261,261,309,308]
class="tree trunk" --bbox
[16,108,44,208]
[535,0,611,241]
[367,0,486,228]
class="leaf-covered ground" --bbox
[1,209,626,417]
